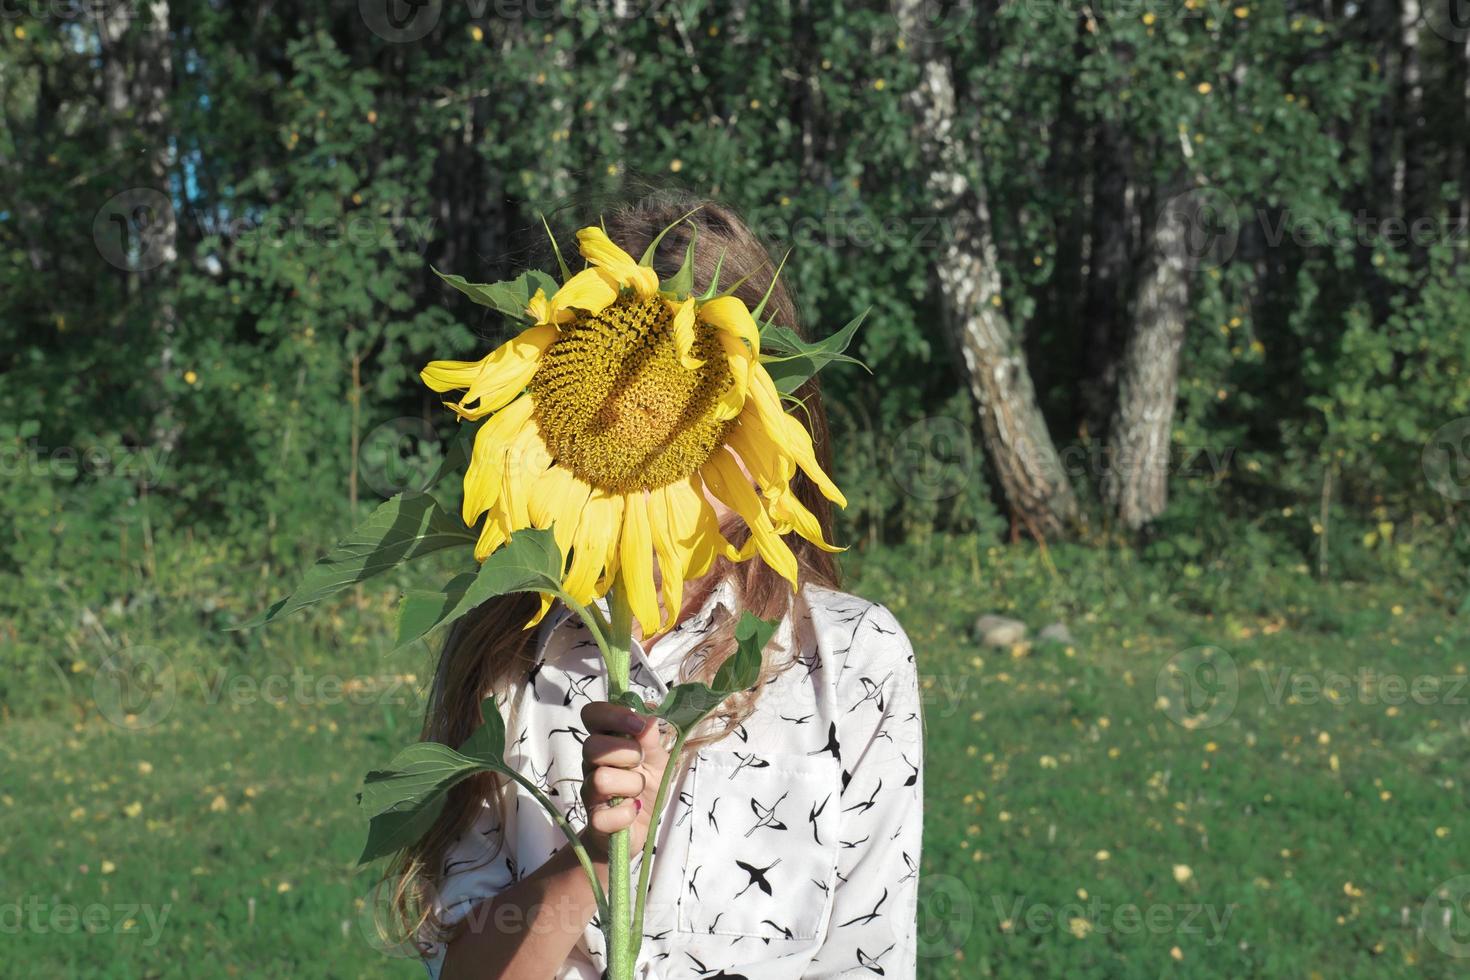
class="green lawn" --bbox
[3,535,1468,977]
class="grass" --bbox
[3,530,1468,977]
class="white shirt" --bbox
[421,580,924,979]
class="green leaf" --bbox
[359,742,485,817]
[760,309,870,394]
[433,267,559,321]
[394,527,563,648]
[616,612,775,735]
[358,794,448,865]
[236,492,474,629]
[460,696,508,764]
[357,697,511,864]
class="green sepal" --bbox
[540,213,572,282]
[395,527,564,649]
[638,205,704,268]
[235,492,474,630]
[750,249,790,322]
[614,612,775,735]
[357,697,509,864]
[759,308,870,394]
[660,223,699,297]
[432,267,559,321]
[696,248,728,302]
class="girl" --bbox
[391,197,923,979]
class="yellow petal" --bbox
[618,493,661,636]
[670,297,703,370]
[528,463,592,562]
[576,226,659,297]
[462,395,535,525]
[745,365,847,507]
[675,474,741,578]
[713,330,751,421]
[563,491,622,605]
[702,447,799,588]
[547,267,618,320]
[725,414,796,494]
[771,488,843,553]
[646,485,686,632]
[698,295,760,353]
[421,323,557,421]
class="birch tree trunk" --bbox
[1101,185,1196,531]
[895,1,1079,539]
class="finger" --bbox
[633,714,670,755]
[586,798,637,835]
[582,733,643,769]
[587,766,645,801]
[581,701,648,736]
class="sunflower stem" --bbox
[603,585,635,980]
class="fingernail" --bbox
[634,798,642,813]
[622,713,646,734]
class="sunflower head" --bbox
[421,217,854,634]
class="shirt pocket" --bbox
[676,748,841,941]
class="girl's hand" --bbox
[578,701,671,858]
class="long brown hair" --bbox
[381,193,842,948]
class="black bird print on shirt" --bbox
[856,943,897,974]
[744,791,789,836]
[839,887,888,927]
[808,793,830,845]
[734,857,781,898]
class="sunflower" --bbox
[420,225,845,634]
